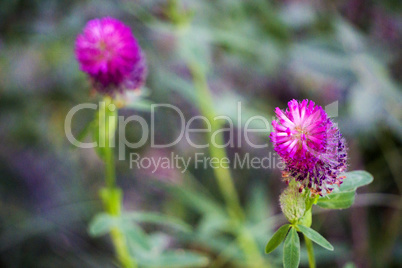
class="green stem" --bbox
[110,227,136,268]
[304,235,316,268]
[189,63,264,266]
[99,97,137,268]
[103,97,116,190]
[300,204,316,268]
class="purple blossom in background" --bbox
[75,17,147,94]
[270,99,348,196]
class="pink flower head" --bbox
[75,17,147,94]
[270,99,347,196]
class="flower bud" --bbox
[279,183,306,224]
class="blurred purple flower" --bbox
[270,99,347,196]
[75,17,147,95]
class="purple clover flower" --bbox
[270,99,348,196]
[75,17,147,95]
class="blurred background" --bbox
[0,0,401,267]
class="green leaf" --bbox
[283,227,300,268]
[316,190,356,209]
[123,223,151,251]
[121,212,192,233]
[338,171,374,192]
[316,170,372,209]
[297,225,334,251]
[136,251,209,268]
[89,213,152,250]
[265,224,291,254]
[88,213,119,237]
